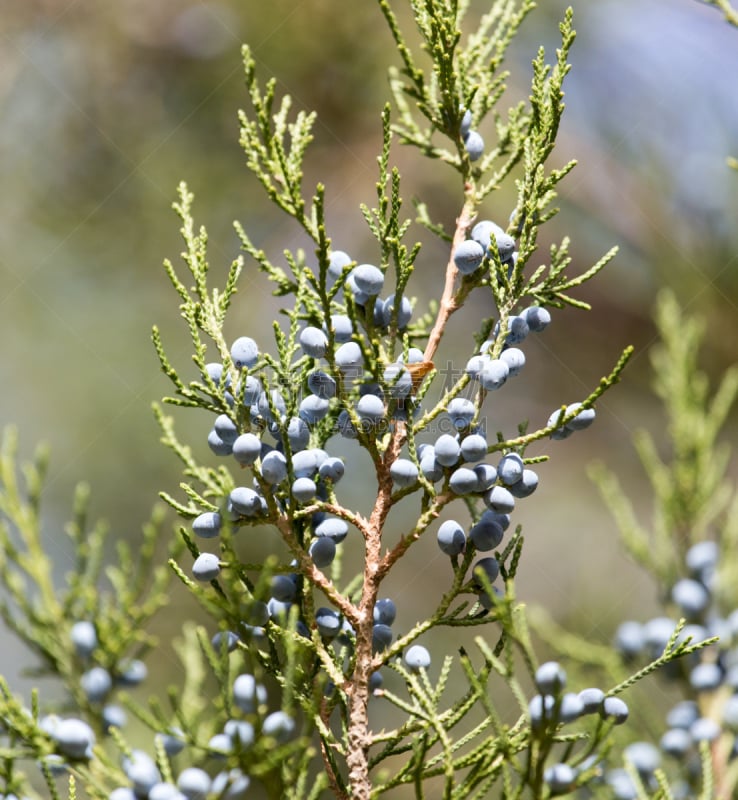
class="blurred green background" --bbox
[1,0,737,777]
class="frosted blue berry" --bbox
[310,536,336,568]
[81,667,112,703]
[260,450,288,484]
[546,407,573,439]
[291,477,317,504]
[149,781,184,800]
[382,294,412,328]
[522,305,551,332]
[123,750,160,796]
[211,630,240,653]
[453,240,486,274]
[510,468,539,499]
[116,658,149,686]
[192,511,222,539]
[643,616,677,652]
[372,623,393,652]
[686,540,719,576]
[325,314,354,343]
[464,130,484,161]
[600,696,629,724]
[157,729,186,757]
[177,768,211,800]
[472,557,500,588]
[213,414,238,445]
[335,341,363,373]
[473,463,497,491]
[504,315,529,345]
[605,769,636,800]
[357,394,385,425]
[233,674,267,713]
[466,354,486,381]
[70,621,97,658]
[667,700,699,730]
[470,512,504,551]
[102,704,127,731]
[209,734,233,756]
[437,520,466,556]
[434,434,461,467]
[449,467,479,495]
[307,370,337,399]
[211,769,250,799]
[404,645,431,671]
[460,433,487,462]
[345,272,370,305]
[498,453,524,485]
[229,486,262,517]
[328,250,353,281]
[614,620,644,658]
[230,337,259,369]
[500,347,525,377]
[298,394,329,425]
[291,449,320,477]
[578,687,605,714]
[660,727,692,757]
[192,553,221,582]
[374,598,397,626]
[671,578,710,619]
[624,742,661,778]
[480,359,509,390]
[224,720,255,749]
[285,417,310,451]
[565,402,595,431]
[483,485,515,513]
[110,786,137,799]
[390,458,419,488]
[447,398,476,429]
[316,517,349,543]
[460,108,472,137]
[535,661,566,695]
[231,433,261,467]
[257,389,286,422]
[316,607,341,639]
[52,718,96,759]
[559,692,585,722]
[267,598,291,623]
[471,220,515,261]
[208,429,233,456]
[299,326,328,358]
[271,574,298,603]
[262,711,295,743]
[352,263,385,296]
[544,763,575,794]
[691,716,720,741]
[238,375,261,406]
[420,452,444,482]
[383,363,413,398]
[689,662,722,692]
[319,457,345,483]
[529,694,555,729]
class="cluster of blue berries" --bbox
[29,621,153,788]
[527,661,628,795]
[460,108,484,162]
[106,673,281,797]
[607,539,736,798]
[109,752,250,799]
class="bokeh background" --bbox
[1,0,737,790]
